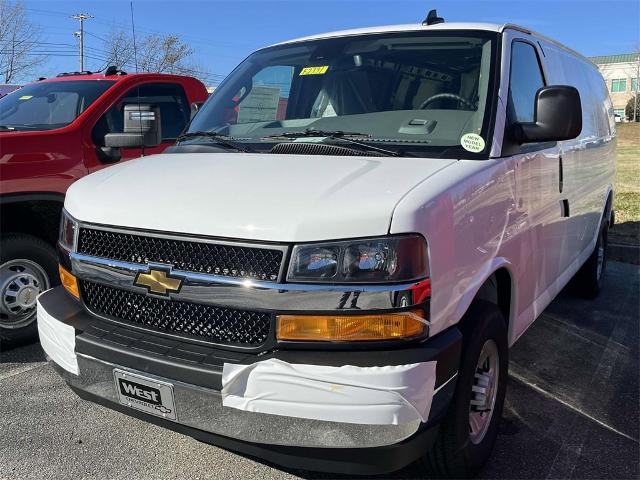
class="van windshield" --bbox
[188,31,498,158]
[0,80,115,132]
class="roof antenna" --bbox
[423,9,445,26]
[130,1,144,156]
[130,1,139,73]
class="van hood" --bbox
[65,152,455,242]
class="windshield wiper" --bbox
[263,128,400,157]
[176,131,255,153]
[0,125,16,131]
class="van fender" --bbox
[447,256,518,345]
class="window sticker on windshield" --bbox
[299,66,329,76]
[237,85,281,123]
[18,95,33,100]
[460,133,486,153]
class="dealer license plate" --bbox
[113,369,177,421]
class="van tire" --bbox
[570,217,608,299]
[0,234,58,348]
[419,301,508,478]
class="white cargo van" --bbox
[38,15,616,477]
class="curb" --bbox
[609,243,640,265]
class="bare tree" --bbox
[138,34,195,75]
[102,29,135,71]
[0,0,45,83]
[102,31,202,79]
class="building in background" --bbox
[590,53,640,121]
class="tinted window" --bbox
[92,83,189,145]
[0,80,114,131]
[507,42,545,124]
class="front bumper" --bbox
[38,286,461,474]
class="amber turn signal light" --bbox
[276,310,427,342]
[59,265,80,299]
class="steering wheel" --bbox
[419,93,476,110]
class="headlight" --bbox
[287,235,428,283]
[59,210,77,251]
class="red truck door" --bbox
[85,82,193,171]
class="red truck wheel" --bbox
[0,234,58,347]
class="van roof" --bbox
[269,22,507,48]
[267,22,590,64]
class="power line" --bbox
[23,10,243,78]
[70,31,229,80]
[22,7,69,18]
[20,50,226,82]
[22,8,228,84]
[84,30,109,43]
[23,6,260,50]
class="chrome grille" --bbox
[77,228,283,281]
[81,281,272,346]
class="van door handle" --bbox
[558,154,563,194]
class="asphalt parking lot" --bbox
[1,261,638,480]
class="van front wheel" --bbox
[419,301,508,478]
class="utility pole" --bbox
[71,13,93,71]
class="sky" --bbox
[19,0,640,85]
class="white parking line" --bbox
[0,363,45,382]
[509,370,638,444]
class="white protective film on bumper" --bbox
[222,359,437,425]
[37,295,78,375]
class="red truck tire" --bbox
[0,234,59,346]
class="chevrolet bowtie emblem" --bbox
[134,268,183,295]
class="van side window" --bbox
[92,83,190,146]
[507,42,545,124]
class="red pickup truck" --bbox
[0,68,208,345]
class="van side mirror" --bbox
[511,85,582,144]
[190,101,204,120]
[105,104,162,148]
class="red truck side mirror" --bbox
[105,104,162,149]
